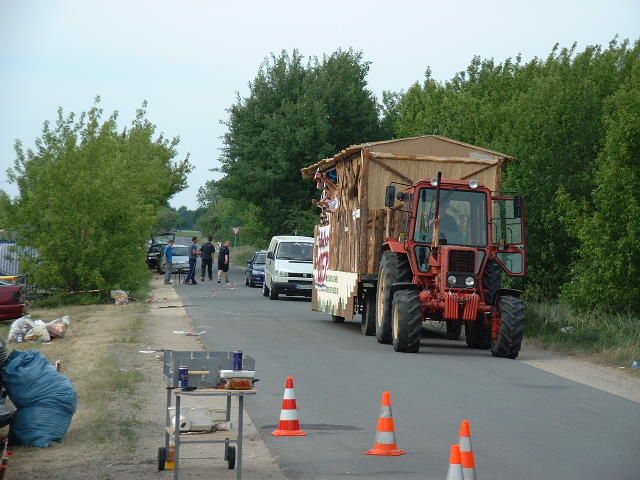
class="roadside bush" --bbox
[2,99,192,295]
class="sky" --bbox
[1,0,639,209]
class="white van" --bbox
[263,236,314,300]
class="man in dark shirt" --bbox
[185,236,199,285]
[217,241,230,283]
[200,236,216,281]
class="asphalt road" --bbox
[172,265,640,480]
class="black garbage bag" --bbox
[1,349,77,447]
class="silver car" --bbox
[159,245,190,274]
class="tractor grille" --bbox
[448,250,475,274]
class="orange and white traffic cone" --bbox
[366,391,406,456]
[459,420,477,480]
[272,376,306,436]
[446,444,464,480]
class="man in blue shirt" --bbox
[185,236,199,285]
[164,239,175,285]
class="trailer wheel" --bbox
[361,289,376,336]
[157,447,166,471]
[376,252,411,344]
[227,445,236,469]
[392,289,422,353]
[464,317,490,349]
[491,296,525,359]
[446,321,462,340]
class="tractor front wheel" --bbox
[392,290,422,353]
[491,296,525,359]
[465,316,490,349]
[446,321,462,340]
[376,252,411,344]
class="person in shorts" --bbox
[217,241,230,283]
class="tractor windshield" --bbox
[414,188,488,247]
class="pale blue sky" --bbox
[1,0,638,208]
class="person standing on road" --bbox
[200,236,216,282]
[217,240,231,283]
[185,236,199,285]
[163,239,175,285]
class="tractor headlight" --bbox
[465,276,475,287]
[468,179,479,189]
[430,177,439,186]
[447,275,456,286]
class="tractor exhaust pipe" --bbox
[431,171,442,259]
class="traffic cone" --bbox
[446,444,464,480]
[366,391,406,456]
[459,420,477,480]
[272,376,306,436]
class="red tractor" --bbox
[377,172,526,358]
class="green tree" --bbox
[560,57,640,311]
[4,99,192,294]
[218,49,382,239]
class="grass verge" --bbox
[230,245,263,266]
[526,302,640,373]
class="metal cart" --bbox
[160,351,256,480]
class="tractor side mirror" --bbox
[385,185,396,208]
[513,196,522,218]
[267,251,274,260]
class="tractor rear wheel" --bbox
[376,252,411,344]
[464,317,491,349]
[392,290,422,353]
[361,289,376,336]
[491,295,525,359]
[483,260,502,305]
[446,321,462,340]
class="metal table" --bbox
[165,387,257,480]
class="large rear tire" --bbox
[361,289,376,336]
[392,290,422,353]
[483,260,502,305]
[376,252,411,344]
[491,296,525,359]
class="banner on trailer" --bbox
[315,224,330,288]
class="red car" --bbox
[0,284,25,321]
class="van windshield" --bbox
[276,242,313,262]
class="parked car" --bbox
[146,242,166,269]
[0,284,25,321]
[158,245,190,274]
[245,250,267,287]
[263,236,314,300]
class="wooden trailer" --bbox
[300,134,514,320]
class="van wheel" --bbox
[263,283,269,297]
[269,284,278,300]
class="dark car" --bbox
[0,284,25,321]
[245,251,267,288]
[146,242,166,269]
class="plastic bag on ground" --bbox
[1,350,77,447]
[8,315,35,343]
[24,320,51,343]
[110,290,129,305]
[46,315,70,338]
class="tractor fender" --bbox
[384,239,405,254]
[493,288,523,306]
[390,282,419,297]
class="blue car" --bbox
[245,250,267,288]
